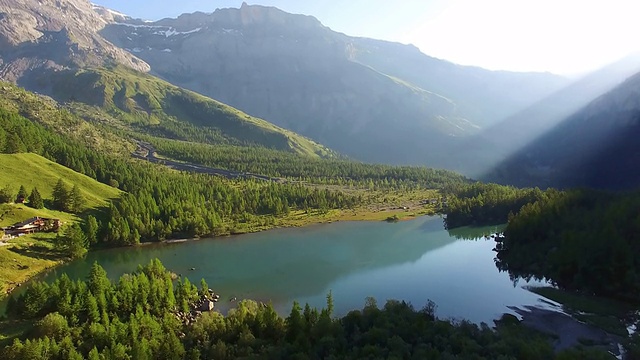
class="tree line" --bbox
[443,182,560,229]
[2,259,613,359]
[0,182,83,212]
[137,135,469,190]
[495,189,640,303]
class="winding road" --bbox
[132,141,281,182]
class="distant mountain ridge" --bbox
[487,68,640,189]
[98,3,568,170]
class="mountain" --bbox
[99,3,568,170]
[0,0,333,158]
[487,69,640,189]
[451,54,640,178]
[0,0,149,86]
[42,66,335,156]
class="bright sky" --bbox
[92,0,640,75]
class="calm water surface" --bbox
[4,216,553,323]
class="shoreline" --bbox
[1,208,433,300]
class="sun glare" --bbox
[399,0,640,75]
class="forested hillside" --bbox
[0,82,472,247]
[496,190,640,302]
[0,106,357,245]
[41,67,334,157]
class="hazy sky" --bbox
[92,0,640,75]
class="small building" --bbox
[15,195,25,204]
[4,217,60,236]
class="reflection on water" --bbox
[447,224,505,240]
[2,216,549,323]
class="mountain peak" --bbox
[91,3,131,23]
[0,0,149,82]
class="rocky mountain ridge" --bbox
[0,0,148,85]
[98,3,568,170]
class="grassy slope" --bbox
[0,153,121,296]
[47,66,334,158]
[0,153,120,212]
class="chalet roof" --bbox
[13,217,41,228]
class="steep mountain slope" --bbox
[487,70,640,189]
[41,66,334,156]
[0,0,149,86]
[99,3,567,170]
[349,38,566,127]
[447,54,640,177]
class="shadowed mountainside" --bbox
[486,68,640,189]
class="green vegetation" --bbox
[0,152,121,296]
[144,136,468,188]
[443,182,559,229]
[496,189,640,302]
[47,66,333,157]
[0,260,611,359]
[0,82,129,156]
[27,188,43,209]
[0,153,120,210]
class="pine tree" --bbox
[0,184,12,203]
[56,224,87,259]
[16,185,28,203]
[5,133,25,153]
[28,187,44,209]
[84,215,99,245]
[52,179,69,211]
[69,184,85,213]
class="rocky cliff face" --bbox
[0,0,148,85]
[99,3,567,170]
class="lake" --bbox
[2,216,555,323]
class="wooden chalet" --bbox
[3,217,61,236]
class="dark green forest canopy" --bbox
[496,189,640,302]
[141,136,469,189]
[2,259,614,359]
[444,182,640,304]
[443,182,560,229]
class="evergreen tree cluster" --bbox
[52,179,85,213]
[495,189,640,302]
[443,182,559,229]
[0,184,43,208]
[143,136,469,190]
[2,260,611,359]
